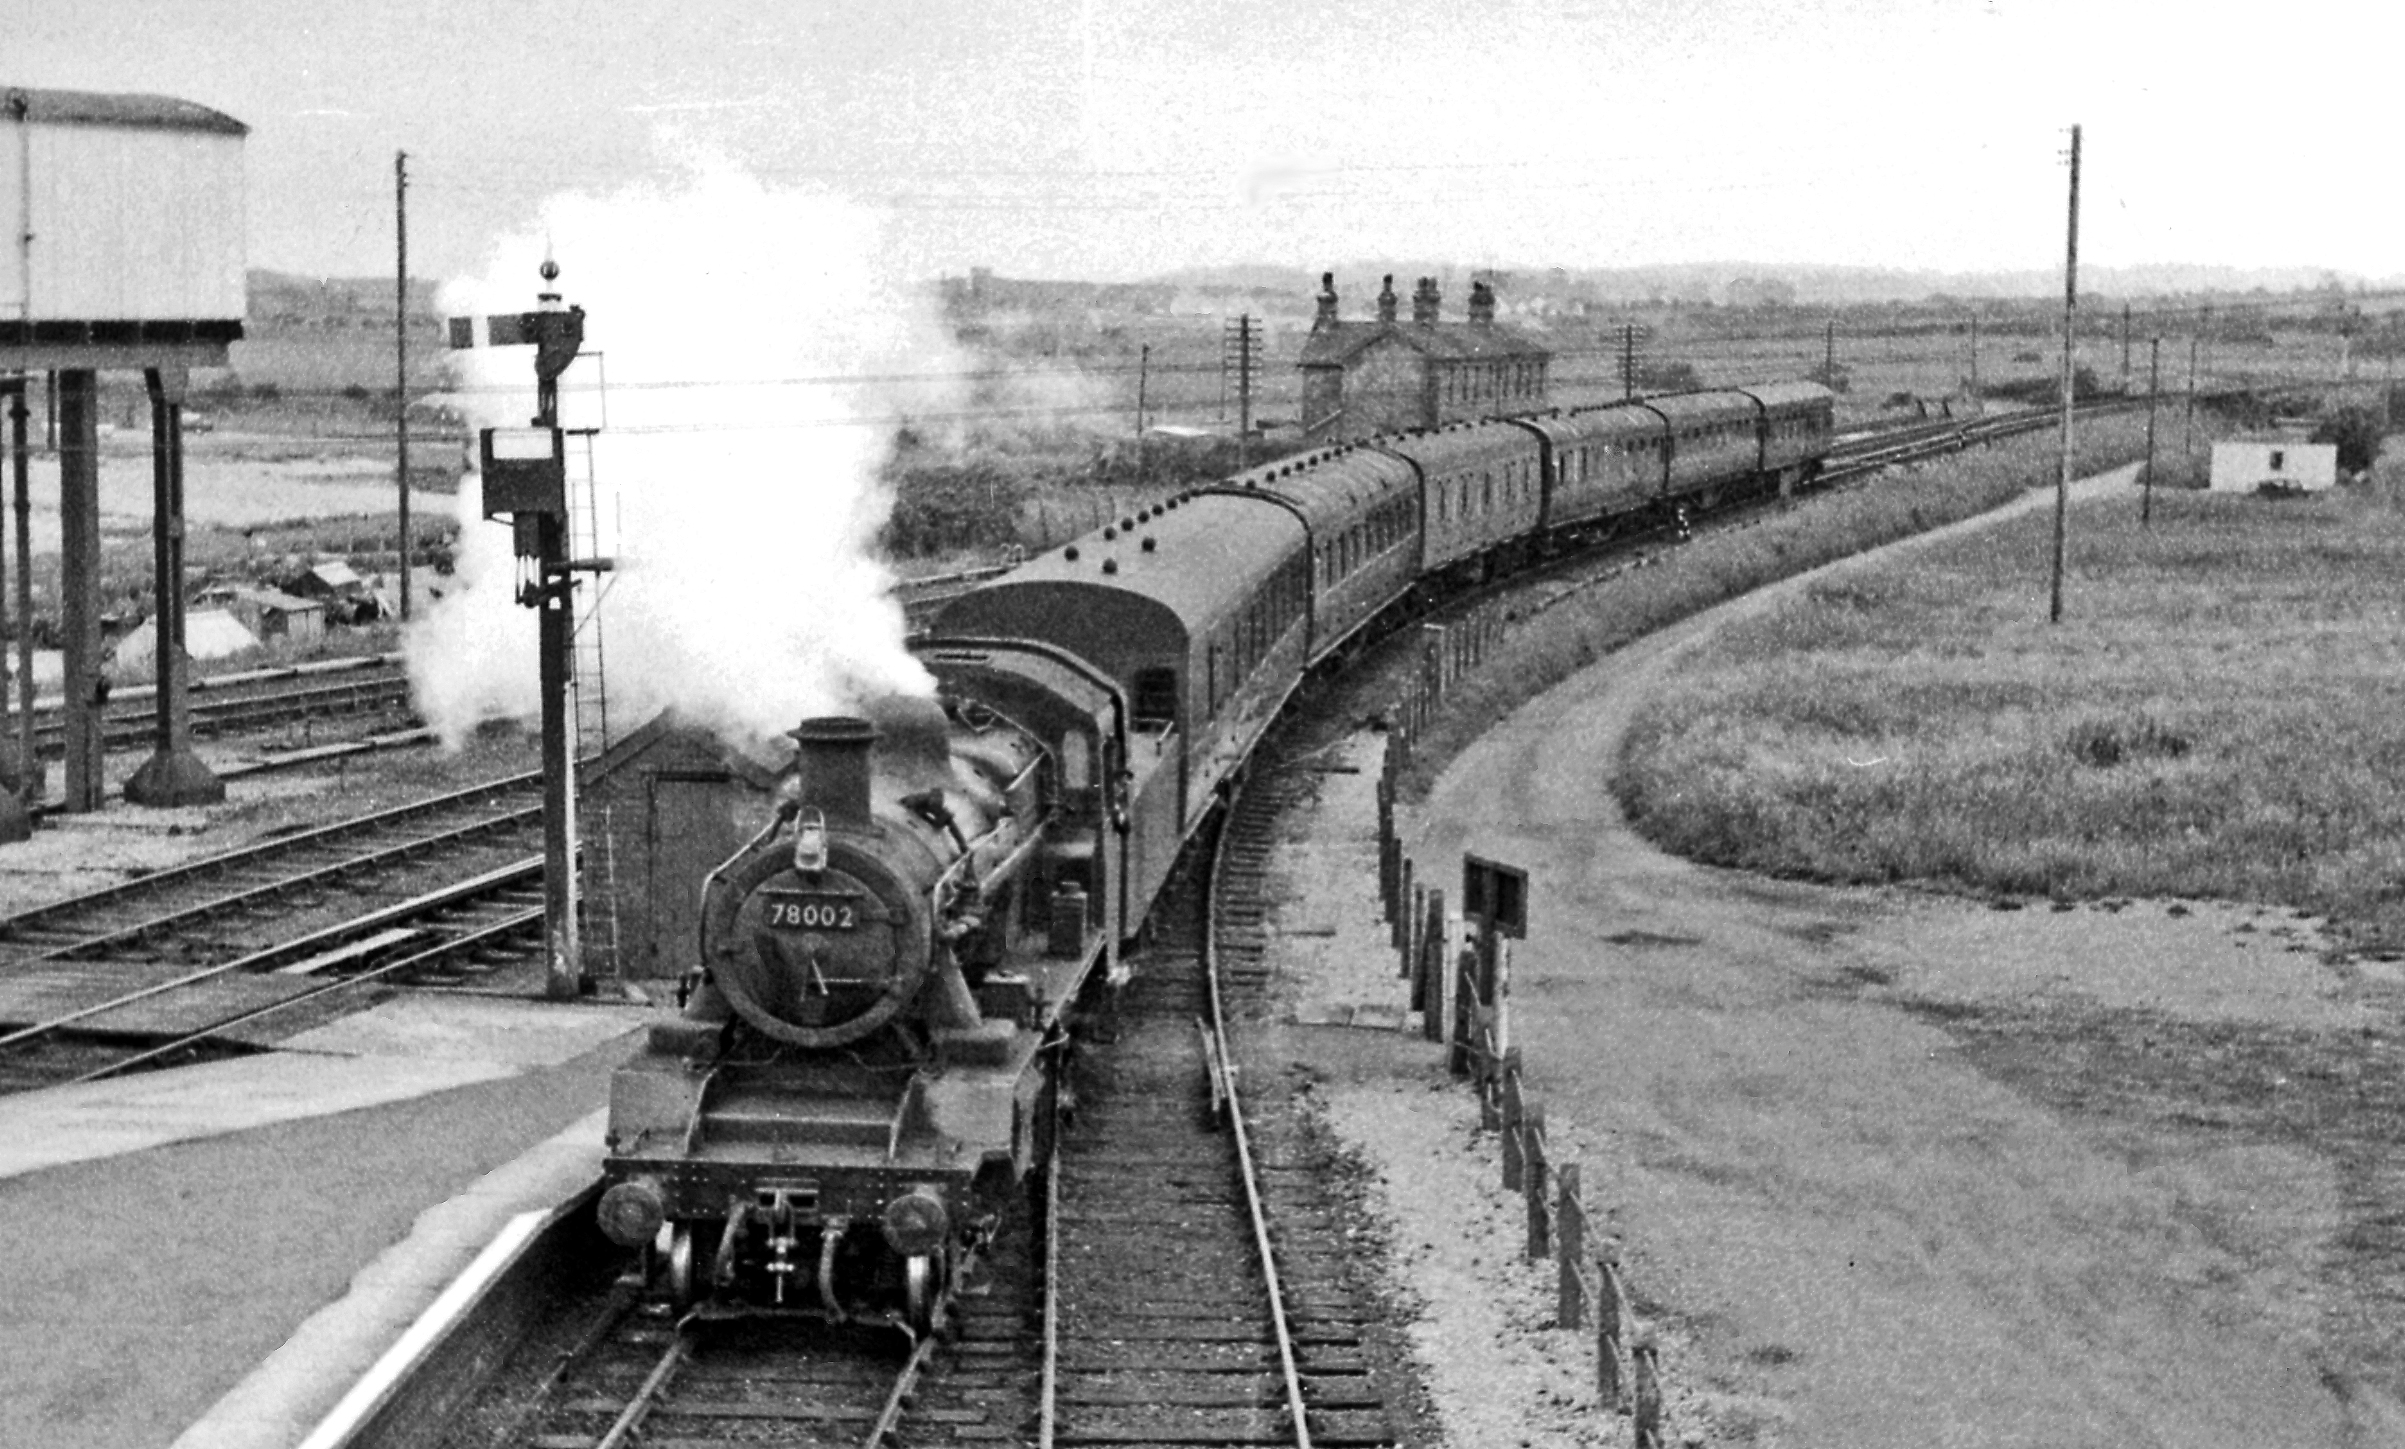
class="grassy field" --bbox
[1391,406,2170,798]
[1616,440,2405,950]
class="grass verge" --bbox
[1393,408,2160,800]
[1615,449,2405,951]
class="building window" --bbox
[2269,450,2285,470]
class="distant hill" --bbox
[247,269,442,332]
[1145,260,2405,308]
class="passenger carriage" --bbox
[1375,420,1547,579]
[926,491,1309,918]
[1210,445,1421,665]
[1734,380,1835,495]
[1509,402,1665,540]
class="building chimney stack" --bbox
[1376,274,1398,324]
[1468,280,1495,326]
[1314,271,1338,329]
[1411,276,1441,326]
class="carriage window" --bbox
[1132,667,1178,732]
[1060,730,1092,787]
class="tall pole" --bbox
[1621,324,1637,400]
[531,260,582,999]
[2142,336,2160,526]
[2184,335,2199,455]
[1135,341,1149,484]
[2049,122,2080,626]
[2120,301,2131,388]
[11,381,31,795]
[1236,315,1254,471]
[1968,314,1980,400]
[395,150,412,621]
[1824,319,1835,387]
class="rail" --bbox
[1203,804,1315,1449]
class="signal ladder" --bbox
[562,426,621,981]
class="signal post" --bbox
[456,262,597,998]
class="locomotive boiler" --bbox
[596,692,1112,1334]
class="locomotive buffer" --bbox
[454,260,610,998]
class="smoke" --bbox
[411,163,945,753]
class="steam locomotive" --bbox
[593,381,1836,1332]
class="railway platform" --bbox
[0,990,656,1449]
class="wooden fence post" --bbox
[1596,1245,1625,1411]
[1557,1163,1585,1329]
[1394,857,1414,955]
[1414,885,1433,1030]
[1633,1335,1662,1449]
[1450,945,1479,1077]
[1523,1103,1550,1260]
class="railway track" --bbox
[1040,750,1409,1448]
[0,772,550,1091]
[387,736,1423,1449]
[22,653,415,758]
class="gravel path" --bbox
[1268,468,2405,1446]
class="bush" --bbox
[1979,365,2105,407]
[881,459,1030,557]
[2312,405,2386,475]
[1636,360,1702,393]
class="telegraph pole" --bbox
[1236,315,1254,470]
[1135,342,1149,485]
[1621,324,1638,399]
[394,150,412,621]
[2050,122,2080,626]
[2184,335,2199,455]
[2120,301,2131,388]
[1968,314,1980,400]
[1823,319,1836,388]
[2142,336,2160,526]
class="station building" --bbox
[1297,273,1551,441]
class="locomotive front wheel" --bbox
[665,1224,711,1309]
[904,1252,940,1336]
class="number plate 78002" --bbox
[761,891,863,932]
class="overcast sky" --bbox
[14,0,2398,286]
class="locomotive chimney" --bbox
[1469,280,1495,326]
[1376,274,1398,324]
[791,716,878,829]
[1313,271,1338,329]
[1412,276,1441,326]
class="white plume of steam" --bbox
[411,165,941,754]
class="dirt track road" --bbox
[1405,468,2405,1446]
